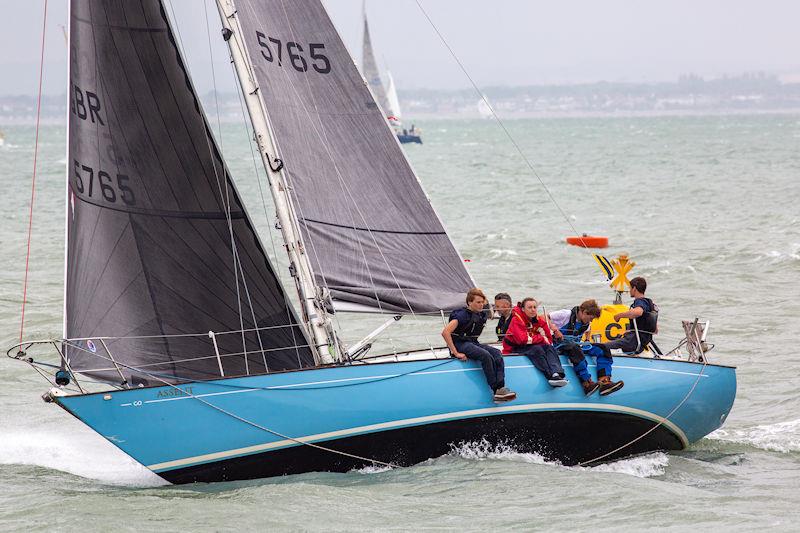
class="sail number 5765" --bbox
[255,31,331,74]
[73,159,136,206]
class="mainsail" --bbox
[65,0,314,384]
[233,0,475,314]
[361,12,390,115]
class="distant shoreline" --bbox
[3,107,800,127]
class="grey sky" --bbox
[2,0,799,96]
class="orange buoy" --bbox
[566,234,608,248]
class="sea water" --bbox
[1,115,799,531]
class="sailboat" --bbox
[8,0,735,485]
[361,8,421,144]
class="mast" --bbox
[62,0,72,340]
[214,0,337,364]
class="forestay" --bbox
[65,0,314,384]
[234,0,475,313]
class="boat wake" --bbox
[708,419,800,453]
[0,429,165,487]
[447,440,669,478]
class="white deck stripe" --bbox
[147,403,689,472]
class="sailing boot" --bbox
[598,375,624,396]
[493,386,517,402]
[581,379,599,395]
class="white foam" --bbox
[352,464,395,475]
[588,452,669,478]
[708,419,800,453]
[449,439,551,465]
[0,430,166,487]
[487,248,518,259]
[756,247,800,264]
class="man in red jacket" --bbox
[502,298,568,387]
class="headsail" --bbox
[65,0,315,384]
[231,0,475,314]
[361,12,390,115]
[385,71,402,121]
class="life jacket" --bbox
[496,313,512,341]
[558,306,591,344]
[633,297,659,338]
[449,307,487,342]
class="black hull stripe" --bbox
[158,410,684,484]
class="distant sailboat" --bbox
[477,97,493,119]
[361,8,421,144]
[9,0,735,485]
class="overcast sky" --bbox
[2,0,799,96]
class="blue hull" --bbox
[56,355,735,484]
[397,134,422,144]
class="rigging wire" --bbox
[166,0,261,372]
[240,1,397,357]
[578,355,710,466]
[263,1,440,351]
[413,0,596,251]
[19,0,49,345]
[412,0,711,463]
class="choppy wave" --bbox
[708,419,800,453]
[588,452,669,478]
[758,248,800,265]
[0,430,165,486]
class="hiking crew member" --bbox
[549,300,603,395]
[595,276,658,394]
[494,292,513,341]
[502,298,568,387]
[442,288,517,402]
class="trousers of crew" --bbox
[556,341,592,382]
[453,339,505,392]
[559,342,617,380]
[516,344,565,379]
[585,343,614,377]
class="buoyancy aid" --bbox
[558,306,591,343]
[633,297,659,338]
[449,307,487,342]
[496,313,512,341]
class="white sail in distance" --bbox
[385,71,402,121]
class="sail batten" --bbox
[66,0,314,383]
[231,0,474,314]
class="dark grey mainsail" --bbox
[65,0,314,384]
[361,13,390,115]
[234,0,475,314]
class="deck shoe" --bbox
[547,373,568,387]
[581,379,600,395]
[598,376,624,396]
[493,387,517,402]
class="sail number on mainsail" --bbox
[254,31,331,74]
